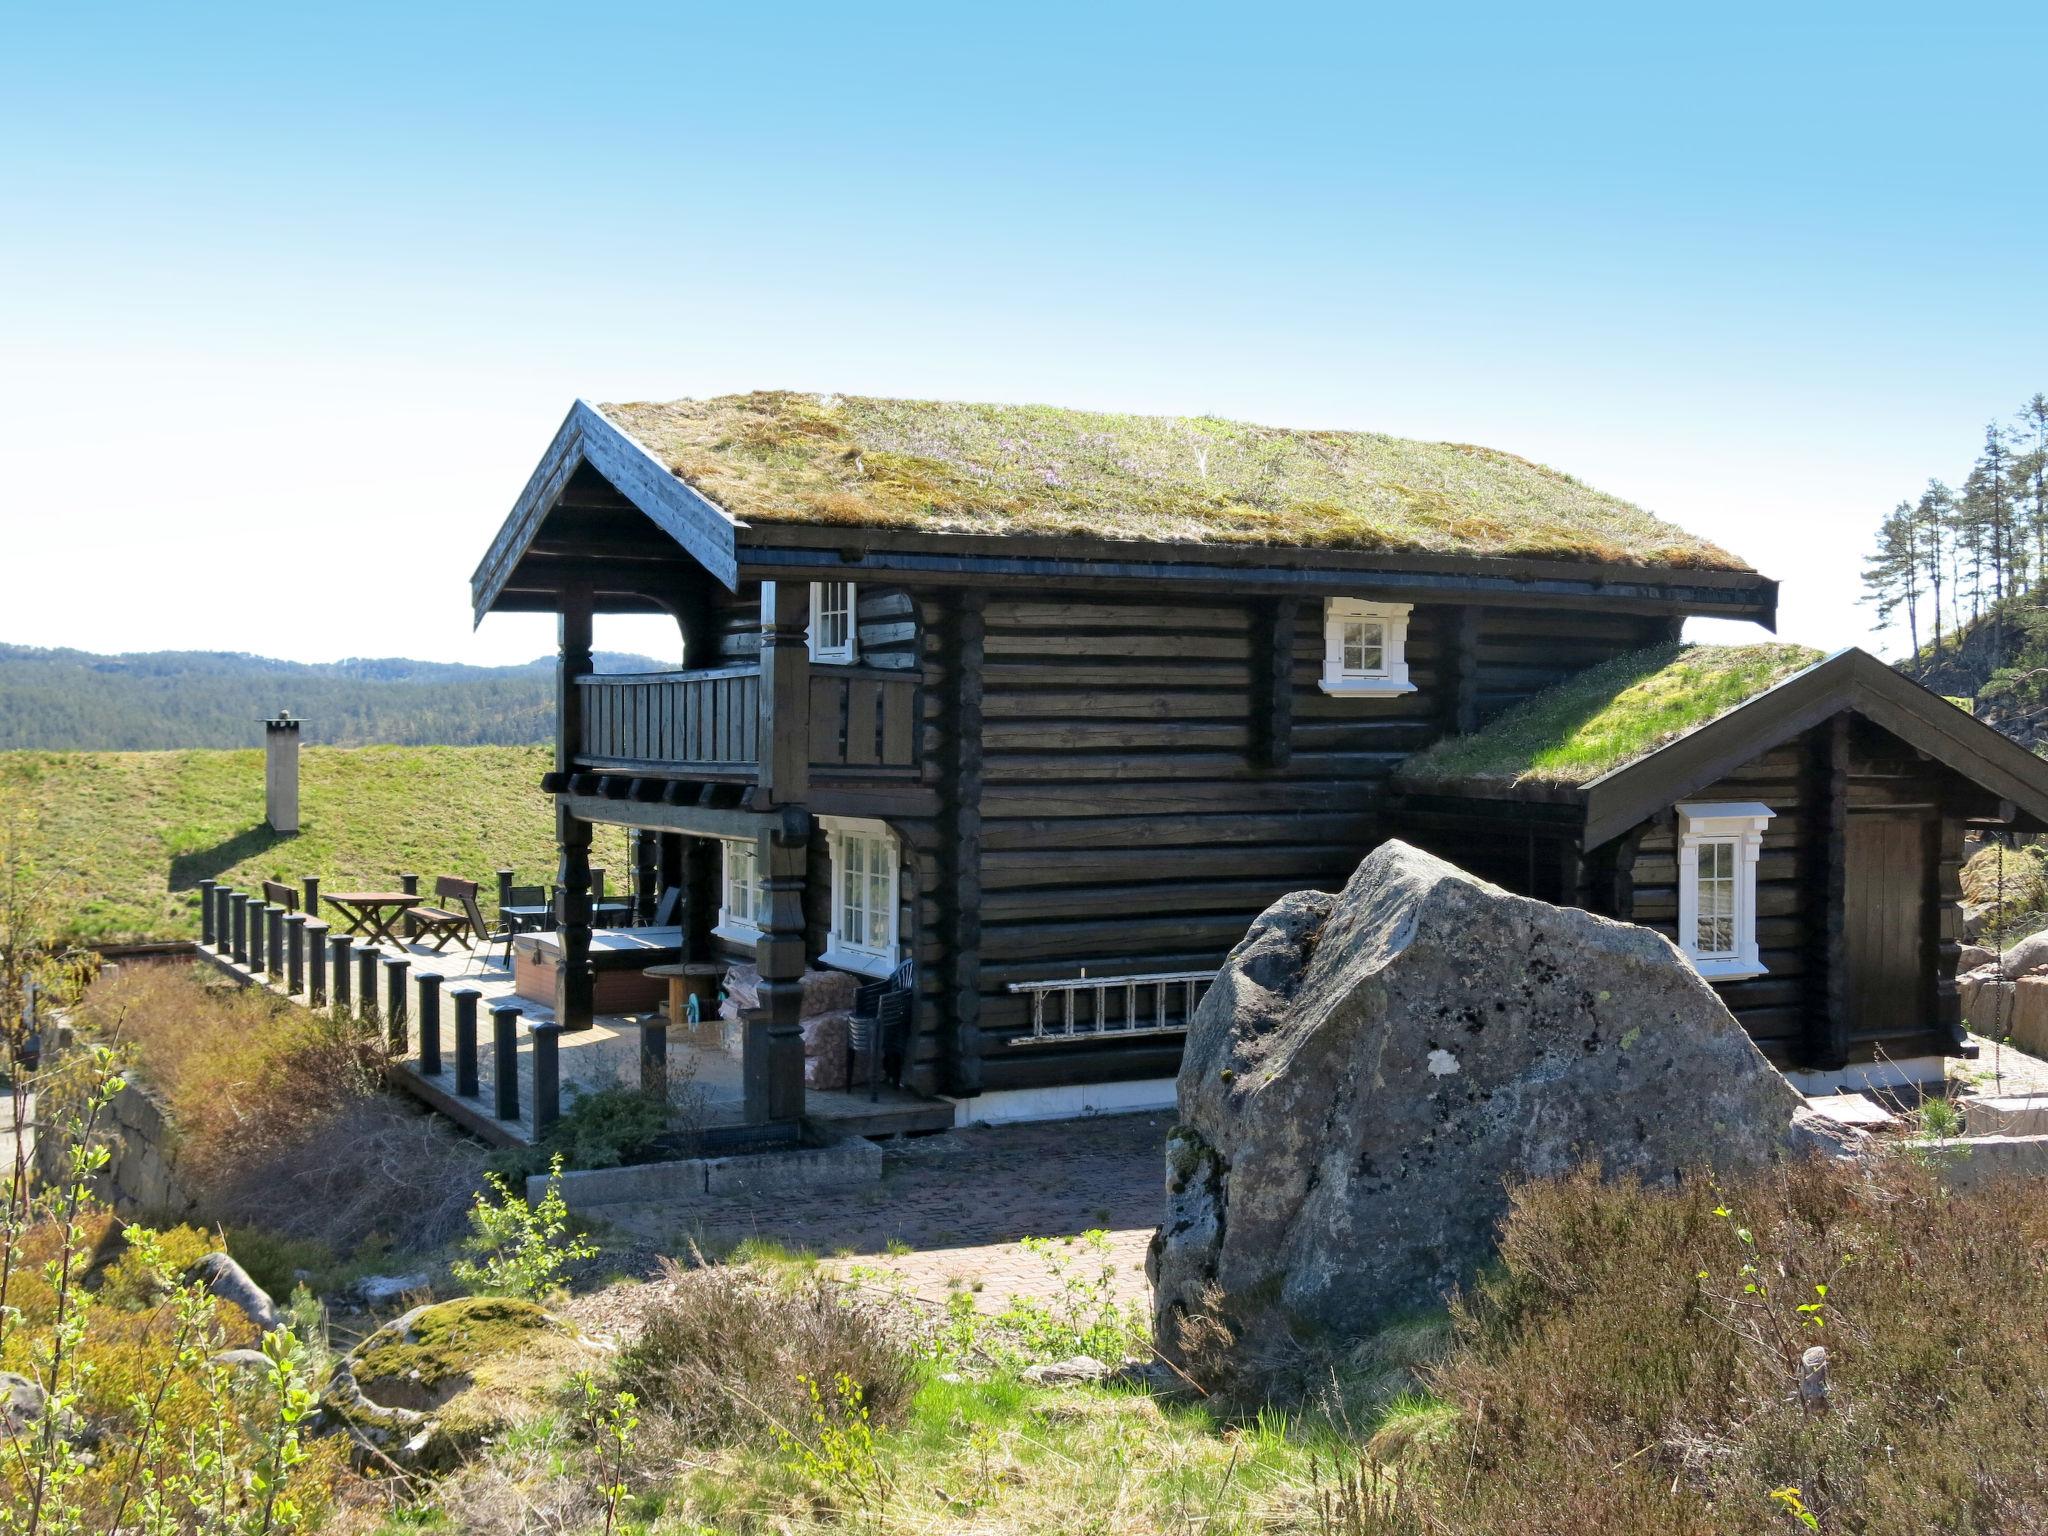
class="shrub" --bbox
[486,1084,671,1182]
[452,1155,598,1300]
[612,1258,918,1447]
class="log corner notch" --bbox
[1806,710,1851,1072]
[1250,597,1298,771]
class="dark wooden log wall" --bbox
[709,584,919,670]
[1471,608,1684,724]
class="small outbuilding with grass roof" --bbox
[1393,643,2048,1076]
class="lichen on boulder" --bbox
[1150,841,1847,1379]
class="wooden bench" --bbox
[408,876,483,952]
[260,880,298,913]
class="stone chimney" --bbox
[264,712,301,833]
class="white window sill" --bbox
[1690,957,1766,981]
[820,941,896,980]
[712,920,761,948]
[1319,678,1418,697]
[809,652,858,666]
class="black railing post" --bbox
[249,902,268,973]
[400,872,420,939]
[198,879,218,947]
[531,1019,561,1136]
[302,876,321,924]
[284,913,305,994]
[354,946,379,1019]
[331,934,353,1011]
[640,1016,668,1100]
[266,905,284,980]
[451,987,480,1096]
[306,919,329,1004]
[382,956,409,1051]
[231,893,249,966]
[496,868,515,917]
[491,1004,521,1122]
[416,972,443,1074]
[213,886,234,955]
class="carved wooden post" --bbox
[531,1020,561,1137]
[383,956,409,1051]
[554,580,597,1030]
[231,893,249,966]
[415,972,443,1073]
[306,919,329,1004]
[747,820,808,1127]
[491,1004,521,1122]
[756,580,812,805]
[450,987,480,1096]
[354,945,379,1021]
[330,934,353,1011]
[284,912,306,994]
[198,880,218,947]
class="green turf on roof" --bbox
[1399,642,1827,789]
[598,392,1752,570]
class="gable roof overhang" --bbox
[1575,649,2048,847]
[470,400,742,623]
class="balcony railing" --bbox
[575,665,919,775]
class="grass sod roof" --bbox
[597,392,1753,570]
[1399,642,1829,790]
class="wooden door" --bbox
[1843,813,1930,1044]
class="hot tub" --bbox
[512,926,685,1014]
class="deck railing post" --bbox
[491,1004,521,1122]
[330,935,353,1011]
[306,919,329,1004]
[198,880,217,947]
[284,913,306,995]
[416,972,443,1074]
[248,902,268,974]
[302,876,321,924]
[213,887,233,955]
[354,946,379,1020]
[266,905,285,980]
[382,956,409,1051]
[531,1020,560,1136]
[450,988,480,1096]
[231,893,249,966]
[400,872,420,938]
[496,868,515,916]
[640,1017,668,1100]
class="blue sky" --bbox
[2,2,2044,666]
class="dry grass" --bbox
[1400,641,1825,788]
[1962,841,2048,946]
[600,392,1752,569]
[75,964,482,1254]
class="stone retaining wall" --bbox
[37,1078,203,1220]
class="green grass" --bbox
[1,743,626,943]
[1399,641,1826,788]
[601,391,1752,569]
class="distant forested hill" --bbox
[0,644,673,749]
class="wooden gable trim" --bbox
[1581,649,2048,848]
[471,400,742,621]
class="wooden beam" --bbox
[1810,712,1850,1070]
[1445,605,1481,735]
[944,592,987,1097]
[757,581,812,806]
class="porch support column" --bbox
[680,834,717,965]
[756,580,811,806]
[746,817,809,1128]
[1808,711,1852,1070]
[554,580,596,1030]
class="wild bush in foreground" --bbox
[451,1156,597,1300]
[1373,1157,2048,1535]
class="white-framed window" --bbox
[820,816,900,978]
[713,837,763,945]
[1676,802,1773,980]
[808,580,858,664]
[1320,599,1415,695]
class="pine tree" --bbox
[2017,394,2048,598]
[1862,504,1920,656]
[1916,479,1955,654]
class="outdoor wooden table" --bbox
[322,891,422,949]
[643,962,724,1027]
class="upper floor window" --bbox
[820,816,899,978]
[1676,802,1772,980]
[809,581,858,664]
[714,837,763,945]
[1320,599,1415,695]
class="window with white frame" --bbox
[714,838,763,945]
[820,816,899,978]
[1676,802,1773,979]
[1320,599,1415,695]
[808,580,858,663]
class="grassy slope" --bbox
[1401,642,1825,787]
[3,744,627,943]
[603,391,1750,568]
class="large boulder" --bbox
[1151,841,1839,1374]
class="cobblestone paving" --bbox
[584,1112,1170,1312]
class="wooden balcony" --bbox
[575,665,919,777]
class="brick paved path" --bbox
[583,1113,1169,1312]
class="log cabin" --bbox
[470,391,2048,1136]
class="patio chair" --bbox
[457,885,522,971]
[500,883,549,934]
[849,958,916,1102]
